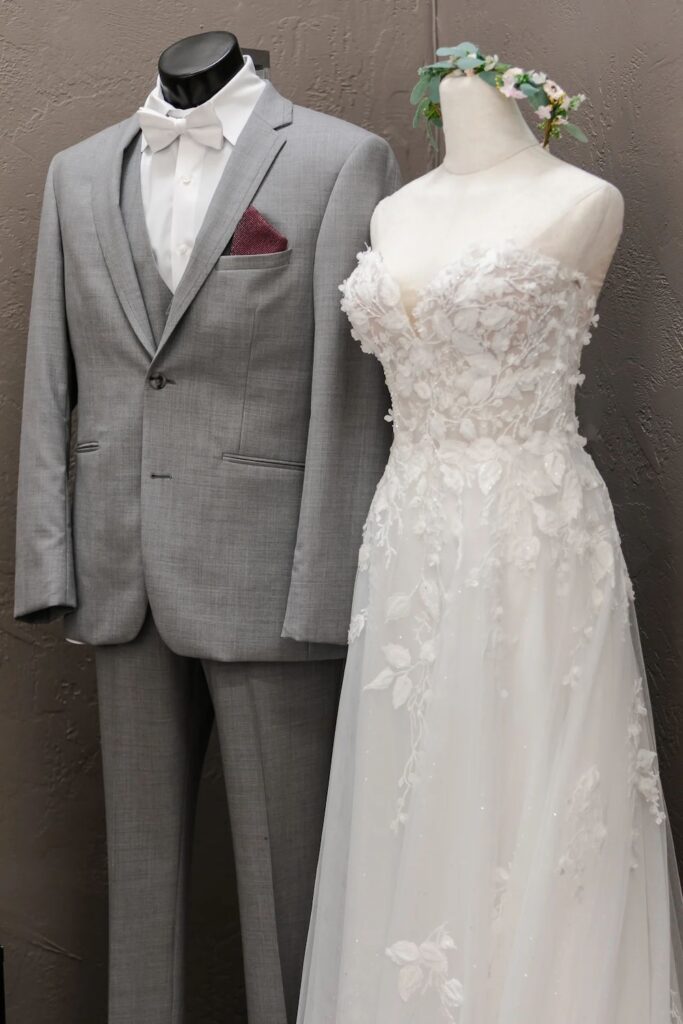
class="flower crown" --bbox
[411,42,587,150]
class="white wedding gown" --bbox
[297,240,683,1024]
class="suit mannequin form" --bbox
[15,29,401,1024]
[372,73,624,310]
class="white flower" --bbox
[529,70,547,84]
[419,940,448,972]
[561,665,582,688]
[429,411,447,440]
[365,667,394,691]
[513,534,541,572]
[480,302,512,328]
[543,79,565,103]
[459,418,477,441]
[398,964,424,1002]
[358,543,371,571]
[591,538,614,583]
[382,643,412,669]
[348,612,367,643]
[419,578,441,618]
[469,375,492,404]
[386,593,412,620]
[386,940,420,964]
[443,977,465,1008]
[420,640,437,663]
[441,463,465,492]
[536,103,553,120]
[478,459,503,495]
[392,674,413,709]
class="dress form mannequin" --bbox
[372,73,624,313]
[159,30,244,108]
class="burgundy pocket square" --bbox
[227,207,288,256]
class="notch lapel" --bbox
[153,82,293,360]
[91,115,156,359]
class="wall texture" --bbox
[0,0,681,1021]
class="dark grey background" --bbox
[1,0,682,1020]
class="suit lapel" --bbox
[91,115,156,359]
[154,82,293,359]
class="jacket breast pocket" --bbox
[216,248,293,272]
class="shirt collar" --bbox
[140,54,266,151]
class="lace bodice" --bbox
[340,241,599,451]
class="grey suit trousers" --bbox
[95,609,342,1024]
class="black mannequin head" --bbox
[158,31,244,109]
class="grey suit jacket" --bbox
[14,82,401,661]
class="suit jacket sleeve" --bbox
[281,134,402,645]
[14,155,78,623]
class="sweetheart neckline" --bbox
[361,240,598,336]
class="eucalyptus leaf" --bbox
[522,85,548,109]
[410,78,428,104]
[436,41,478,57]
[564,121,588,142]
[478,69,499,86]
[428,77,442,103]
[456,55,483,70]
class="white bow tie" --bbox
[137,105,225,153]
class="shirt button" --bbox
[179,243,188,254]
[181,176,192,185]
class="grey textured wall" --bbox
[1,0,681,1021]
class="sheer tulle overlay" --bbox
[297,242,683,1024]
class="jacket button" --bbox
[148,373,167,390]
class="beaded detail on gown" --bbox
[297,241,683,1024]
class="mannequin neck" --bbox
[158,30,244,110]
[440,73,539,175]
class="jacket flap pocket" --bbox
[221,452,304,471]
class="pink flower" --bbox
[499,67,526,99]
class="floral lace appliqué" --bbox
[386,925,464,1021]
[628,676,666,826]
[342,243,631,830]
[557,765,607,897]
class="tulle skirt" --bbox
[297,437,683,1023]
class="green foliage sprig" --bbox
[411,42,587,150]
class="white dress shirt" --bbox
[66,57,265,648]
[137,54,266,292]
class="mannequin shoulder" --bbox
[571,177,624,242]
[370,169,440,247]
[45,116,139,191]
[539,155,624,233]
[52,116,137,166]
[534,159,625,291]
[292,105,395,171]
